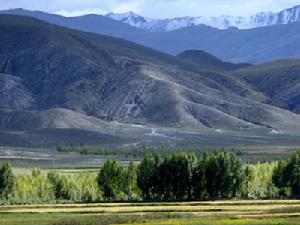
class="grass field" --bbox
[1,200,300,225]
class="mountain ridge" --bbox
[0,8,147,40]
[2,8,300,63]
[106,5,300,31]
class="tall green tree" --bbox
[272,160,291,196]
[137,154,161,200]
[240,164,254,198]
[273,150,300,197]
[193,152,244,199]
[288,151,300,196]
[243,162,278,198]
[157,152,197,200]
[124,162,140,200]
[192,152,209,199]
[47,172,72,200]
[0,163,15,198]
[98,160,125,200]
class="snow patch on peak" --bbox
[106,12,150,28]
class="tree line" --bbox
[56,144,222,159]
[0,151,300,204]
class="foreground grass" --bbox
[125,218,300,225]
[1,200,300,225]
[2,214,300,225]
[0,213,190,225]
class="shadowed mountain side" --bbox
[0,108,110,131]
[177,50,251,72]
[232,60,300,114]
[133,23,300,63]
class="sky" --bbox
[0,0,299,18]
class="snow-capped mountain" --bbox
[106,5,300,31]
[106,12,149,28]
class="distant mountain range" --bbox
[107,5,300,31]
[2,8,300,63]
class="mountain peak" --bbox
[106,11,145,19]
[106,11,149,28]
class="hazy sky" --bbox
[0,0,299,18]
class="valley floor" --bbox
[1,200,300,225]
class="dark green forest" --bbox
[1,151,300,204]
